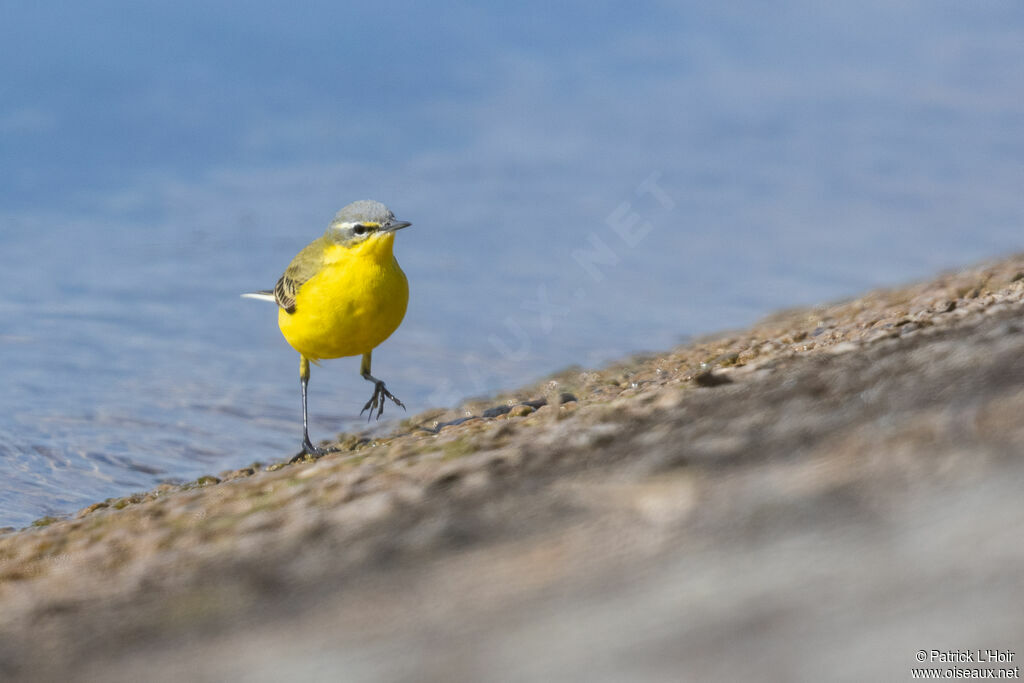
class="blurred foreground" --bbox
[3,257,1024,682]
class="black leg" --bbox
[293,355,338,461]
[359,352,405,421]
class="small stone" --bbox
[76,502,109,518]
[481,405,511,418]
[716,352,740,367]
[569,423,619,449]
[439,416,480,430]
[489,422,517,440]
[509,404,536,417]
[827,342,860,358]
[694,369,732,387]
[984,303,1010,316]
[653,389,685,410]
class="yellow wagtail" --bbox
[244,200,411,457]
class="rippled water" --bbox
[1,1,1022,527]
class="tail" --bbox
[241,290,276,303]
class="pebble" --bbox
[481,405,512,418]
[220,468,255,481]
[568,423,620,449]
[76,503,110,518]
[984,303,1011,316]
[694,369,732,387]
[827,342,860,358]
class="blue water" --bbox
[1,1,1022,527]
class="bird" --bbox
[243,200,411,458]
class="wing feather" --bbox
[274,237,329,315]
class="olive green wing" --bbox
[275,237,328,315]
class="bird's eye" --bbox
[353,224,367,235]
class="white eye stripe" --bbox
[326,220,382,245]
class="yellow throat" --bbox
[277,231,409,362]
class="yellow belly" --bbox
[277,250,408,361]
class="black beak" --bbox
[385,220,412,232]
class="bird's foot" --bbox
[360,380,405,421]
[291,438,340,463]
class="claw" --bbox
[292,437,339,462]
[359,380,405,421]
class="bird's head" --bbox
[325,200,411,254]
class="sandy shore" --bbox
[3,256,1024,681]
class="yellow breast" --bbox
[277,234,409,361]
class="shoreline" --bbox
[9,254,1021,534]
[3,254,1024,680]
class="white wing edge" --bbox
[241,292,276,303]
